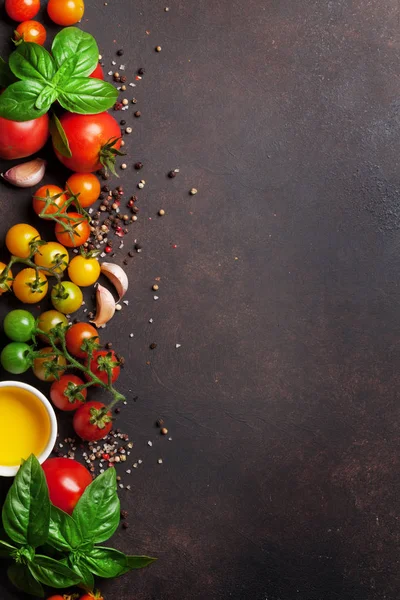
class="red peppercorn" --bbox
[105,246,112,254]
[128,199,134,207]
[102,453,110,460]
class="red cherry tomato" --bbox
[89,63,104,80]
[73,401,113,441]
[86,350,120,385]
[50,374,87,411]
[42,457,92,514]
[5,0,40,21]
[0,114,49,160]
[65,322,99,359]
[14,20,46,44]
[32,184,68,216]
[80,593,104,600]
[54,212,90,247]
[47,0,84,25]
[66,172,101,208]
[53,112,122,173]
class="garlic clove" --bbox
[90,284,116,327]
[101,262,129,300]
[1,158,46,188]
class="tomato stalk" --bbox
[36,186,90,244]
[0,249,64,291]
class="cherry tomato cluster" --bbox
[1,308,120,441]
[47,590,104,600]
[6,0,85,29]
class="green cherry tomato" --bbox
[51,282,83,315]
[1,342,32,374]
[37,310,68,344]
[3,309,36,342]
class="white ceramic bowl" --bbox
[0,380,57,477]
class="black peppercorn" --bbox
[117,49,124,56]
[105,342,113,349]
[134,110,141,118]
[134,243,142,250]
[102,185,110,192]
[168,170,177,178]
[128,250,134,257]
[134,162,143,170]
[120,119,126,126]
[149,343,157,350]
[138,68,145,75]
[115,407,121,414]
[120,75,127,83]
[120,509,129,519]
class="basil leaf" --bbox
[8,563,44,598]
[35,85,57,111]
[29,555,81,588]
[48,506,82,551]
[52,27,98,77]
[50,112,72,158]
[0,539,17,558]
[0,57,18,87]
[58,78,118,114]
[82,546,134,578]
[68,556,95,591]
[0,80,47,121]
[73,468,120,544]
[10,42,55,82]
[124,554,158,571]
[52,54,79,87]
[2,454,50,547]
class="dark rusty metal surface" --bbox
[1,0,400,598]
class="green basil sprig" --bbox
[0,28,118,122]
[0,455,156,597]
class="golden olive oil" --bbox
[0,386,51,467]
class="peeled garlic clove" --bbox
[91,284,116,327]
[1,158,46,188]
[101,262,129,300]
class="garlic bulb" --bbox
[1,158,46,188]
[101,263,128,300]
[91,284,116,327]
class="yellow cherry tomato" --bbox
[32,347,67,382]
[13,268,48,304]
[6,224,41,258]
[68,255,100,287]
[34,242,69,275]
[0,262,13,295]
[51,282,83,314]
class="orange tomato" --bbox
[47,0,84,25]
[54,213,90,248]
[33,185,68,216]
[66,173,101,208]
[15,20,46,45]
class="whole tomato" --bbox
[66,172,100,208]
[13,268,48,304]
[6,223,40,258]
[47,0,84,26]
[32,347,67,382]
[89,63,104,80]
[15,20,46,44]
[50,374,87,411]
[51,282,83,314]
[73,400,112,441]
[80,593,104,600]
[42,457,92,514]
[86,350,120,385]
[53,112,122,173]
[65,322,99,358]
[33,184,68,216]
[5,0,40,21]
[55,213,90,248]
[0,114,49,159]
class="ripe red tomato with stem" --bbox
[86,350,120,385]
[89,63,104,80]
[5,0,40,21]
[73,400,113,441]
[0,114,49,160]
[65,322,100,358]
[42,457,92,514]
[14,20,46,44]
[50,374,87,411]
[53,112,123,174]
[54,212,90,248]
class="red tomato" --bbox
[5,0,40,21]
[54,212,90,247]
[47,0,84,26]
[89,63,104,80]
[33,184,67,216]
[65,322,99,358]
[53,112,122,173]
[15,20,46,44]
[73,401,112,441]
[80,593,104,600]
[86,350,120,385]
[42,457,92,514]
[50,374,87,411]
[0,114,49,160]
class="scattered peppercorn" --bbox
[115,407,121,414]
[122,99,129,106]
[152,284,159,291]
[168,170,177,178]
[125,127,132,134]
[121,163,127,170]
[105,342,113,349]
[161,427,168,435]
[122,522,129,529]
[138,68,145,75]
[156,418,165,427]
[117,49,124,56]
[128,250,134,257]
[134,110,141,118]
[155,46,162,52]
[149,343,157,350]
[120,75,127,83]
[131,98,137,104]
[190,188,198,195]
[120,119,126,125]
[158,209,165,216]
[134,243,142,251]
[134,162,143,170]
[121,84,127,91]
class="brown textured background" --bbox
[1,0,400,598]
